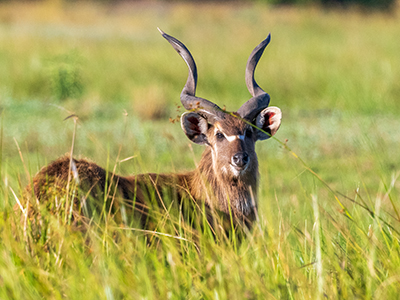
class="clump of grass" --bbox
[6,169,400,299]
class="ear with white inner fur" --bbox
[255,106,282,141]
[181,112,209,145]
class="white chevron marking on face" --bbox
[215,126,246,142]
[224,134,245,142]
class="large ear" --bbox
[181,112,209,145]
[255,106,282,141]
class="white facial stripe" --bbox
[223,133,246,142]
[210,146,218,173]
[215,125,248,142]
[224,134,237,142]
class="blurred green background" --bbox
[1,0,400,298]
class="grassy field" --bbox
[1,1,400,299]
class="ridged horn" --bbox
[158,28,225,122]
[237,34,271,121]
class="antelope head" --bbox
[160,29,282,181]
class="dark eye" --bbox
[245,129,252,138]
[216,132,225,140]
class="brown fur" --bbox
[25,113,260,234]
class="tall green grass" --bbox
[1,2,400,298]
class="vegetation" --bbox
[0,0,397,10]
[264,0,396,11]
[1,1,400,298]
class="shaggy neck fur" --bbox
[186,147,259,223]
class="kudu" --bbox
[28,30,282,233]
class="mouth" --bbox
[229,163,249,177]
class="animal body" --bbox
[28,30,282,233]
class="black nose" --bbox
[232,152,249,168]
